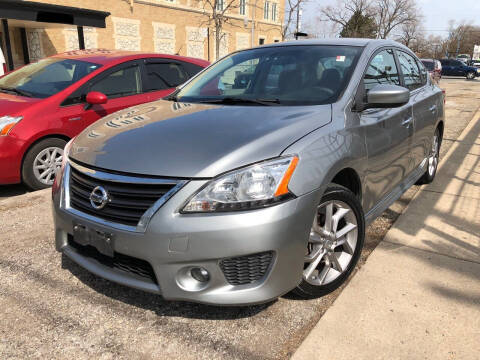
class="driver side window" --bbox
[363,49,400,92]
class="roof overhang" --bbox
[0,0,110,28]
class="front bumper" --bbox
[53,168,320,305]
[0,136,25,184]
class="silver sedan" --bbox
[52,39,444,305]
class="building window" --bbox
[259,37,265,45]
[271,2,277,21]
[239,0,246,15]
[216,0,224,11]
[264,1,270,19]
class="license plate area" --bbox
[73,223,114,257]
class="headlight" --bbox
[182,156,299,213]
[0,116,22,136]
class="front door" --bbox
[360,48,414,211]
[60,61,150,133]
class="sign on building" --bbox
[473,45,480,61]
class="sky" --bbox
[301,0,480,38]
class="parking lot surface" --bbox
[1,78,479,359]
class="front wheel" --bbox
[22,138,66,191]
[293,184,365,299]
[466,71,476,80]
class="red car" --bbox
[421,59,442,84]
[0,49,208,190]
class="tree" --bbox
[198,0,243,59]
[340,10,377,38]
[374,0,418,39]
[321,0,372,34]
[282,0,308,40]
[396,18,422,48]
[443,21,480,58]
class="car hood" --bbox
[70,100,331,178]
[0,92,42,116]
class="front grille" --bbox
[220,251,273,286]
[68,235,157,284]
[69,165,178,227]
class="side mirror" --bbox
[364,84,410,110]
[86,91,107,105]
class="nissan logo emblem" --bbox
[89,186,110,210]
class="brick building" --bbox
[0,0,284,69]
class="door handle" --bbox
[68,116,82,121]
[429,105,437,113]
[401,117,413,127]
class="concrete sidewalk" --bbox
[292,114,480,360]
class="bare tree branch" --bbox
[375,0,418,39]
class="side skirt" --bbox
[364,158,427,225]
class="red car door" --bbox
[59,60,151,134]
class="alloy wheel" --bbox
[303,200,358,286]
[428,133,439,177]
[33,147,64,185]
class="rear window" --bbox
[421,60,434,71]
[144,62,188,91]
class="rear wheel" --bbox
[416,128,441,185]
[22,138,66,191]
[293,184,365,299]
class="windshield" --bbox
[175,45,363,106]
[0,58,101,98]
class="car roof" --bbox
[50,49,209,67]
[258,38,405,49]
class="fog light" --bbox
[190,267,210,283]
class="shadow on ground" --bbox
[0,184,29,199]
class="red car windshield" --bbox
[0,58,101,98]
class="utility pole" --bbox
[251,0,258,46]
[295,5,301,40]
[456,36,461,58]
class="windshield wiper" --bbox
[0,87,33,98]
[163,88,181,102]
[198,97,281,106]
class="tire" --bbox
[22,138,67,191]
[416,127,441,185]
[466,71,475,80]
[293,184,365,299]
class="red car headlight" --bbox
[0,116,22,136]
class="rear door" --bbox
[441,60,452,75]
[142,59,191,102]
[396,50,436,171]
[60,60,150,131]
[451,60,465,76]
[361,48,414,211]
